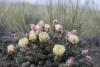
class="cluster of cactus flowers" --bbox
[7,19,93,67]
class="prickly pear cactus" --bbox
[7,20,93,67]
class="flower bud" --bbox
[71,29,78,35]
[53,45,65,56]
[39,32,50,43]
[18,38,29,47]
[35,25,41,35]
[55,24,63,32]
[7,44,16,54]
[31,24,35,30]
[38,21,45,29]
[14,34,19,42]
[68,34,79,44]
[29,30,37,42]
[53,19,58,26]
[85,56,92,62]
[33,44,38,49]
[82,50,88,56]
[25,33,29,39]
[22,45,29,51]
[65,32,72,40]
[66,57,74,67]
[32,25,41,36]
[44,24,51,32]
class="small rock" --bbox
[53,61,59,67]
[30,64,36,67]
[45,60,52,67]
[0,48,2,53]
[38,61,45,65]
[22,62,30,67]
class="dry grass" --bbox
[0,0,100,35]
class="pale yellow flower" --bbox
[68,34,79,44]
[29,30,37,42]
[55,24,62,32]
[39,32,50,43]
[7,44,16,54]
[18,38,28,47]
[44,24,51,32]
[53,45,65,56]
